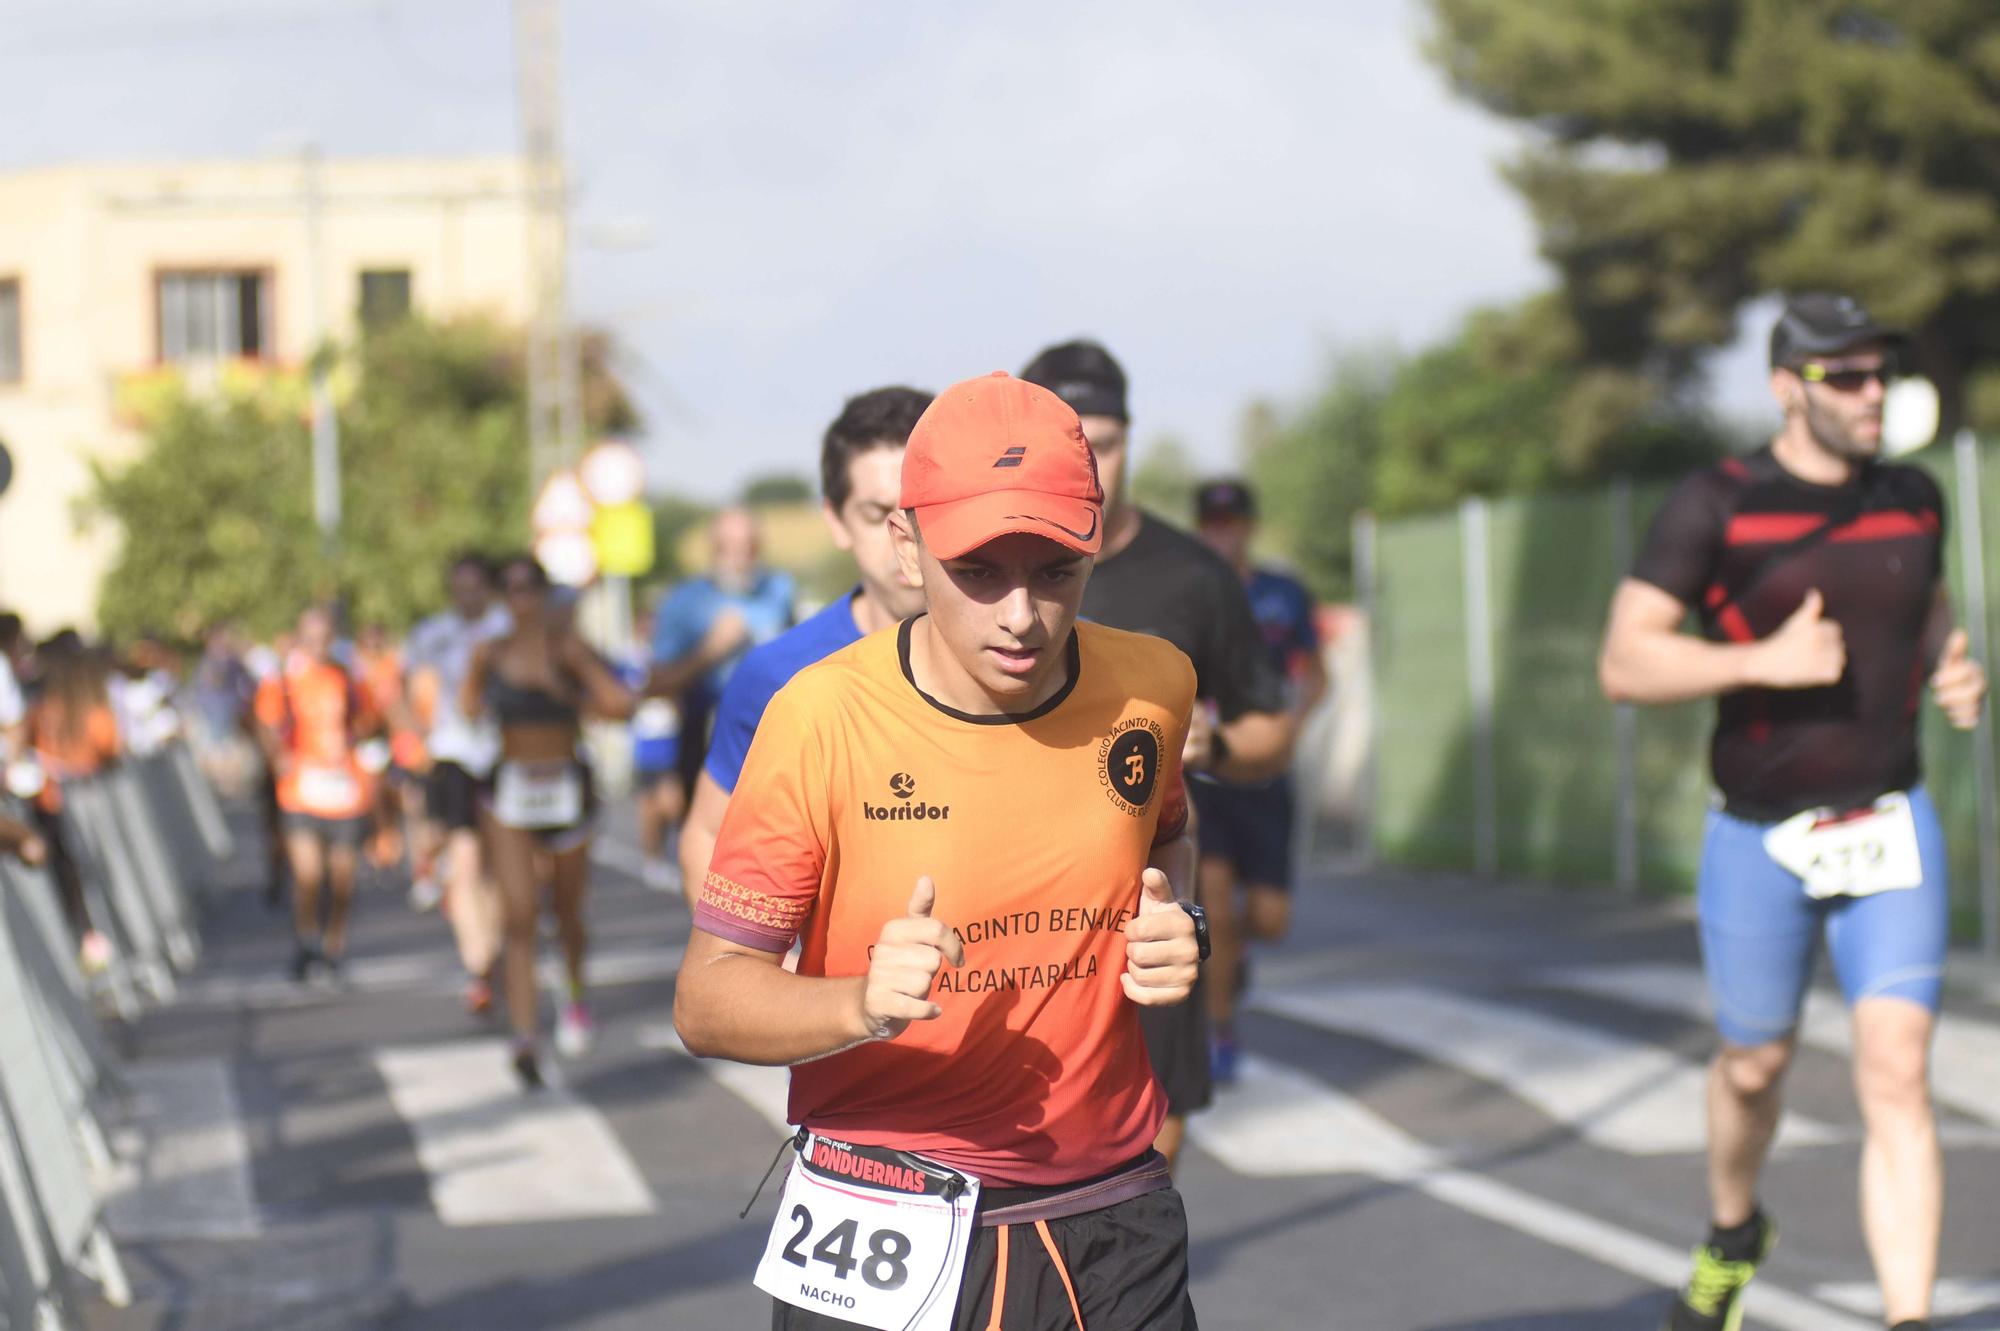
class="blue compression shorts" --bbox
[1697,785,1950,1047]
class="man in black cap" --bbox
[1191,478,1328,1084]
[1597,293,1986,1331]
[1021,339,1295,1167]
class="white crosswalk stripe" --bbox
[374,1040,656,1226]
[106,932,1992,1326]
[642,1017,1878,1331]
[1541,960,2000,1129]
[1168,1052,1871,1331]
[1249,980,1841,1153]
[1815,1277,2000,1327]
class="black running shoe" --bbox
[512,1044,544,1091]
[289,941,317,983]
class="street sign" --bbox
[535,530,598,588]
[581,440,645,507]
[532,469,594,533]
[591,500,655,577]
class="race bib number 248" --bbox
[753,1133,979,1331]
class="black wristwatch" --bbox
[1178,901,1211,962]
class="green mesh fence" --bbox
[1372,509,1472,868]
[1486,490,1624,882]
[1368,441,2000,944]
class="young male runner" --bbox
[254,605,381,982]
[1190,478,1328,1082]
[676,385,932,888]
[1598,294,1986,1331]
[1021,339,1291,1166]
[404,555,511,1013]
[676,371,1206,1330]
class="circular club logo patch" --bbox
[1099,718,1163,816]
[889,772,917,799]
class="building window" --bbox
[0,279,20,385]
[358,269,413,329]
[158,270,268,363]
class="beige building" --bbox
[0,155,537,632]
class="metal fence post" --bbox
[1461,497,1498,876]
[1610,478,1641,894]
[1354,510,1379,866]
[1953,430,2000,958]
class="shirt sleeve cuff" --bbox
[691,905,796,953]
[694,870,810,952]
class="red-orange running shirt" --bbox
[254,656,376,819]
[697,618,1195,1187]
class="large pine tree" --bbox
[1428,0,2000,432]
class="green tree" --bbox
[87,317,593,639]
[1250,309,1733,599]
[1427,0,2000,435]
[1249,350,1393,601]
[741,472,815,507]
[87,395,322,641]
[1128,434,1202,528]
[640,492,713,597]
[335,319,534,629]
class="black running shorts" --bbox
[772,1187,1197,1331]
[425,761,484,834]
[1188,775,1297,891]
[279,812,370,848]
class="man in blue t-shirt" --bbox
[1191,477,1328,1082]
[644,509,796,888]
[675,387,934,888]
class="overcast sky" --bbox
[4,0,1777,499]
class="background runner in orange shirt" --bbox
[676,371,1207,1330]
[254,605,379,982]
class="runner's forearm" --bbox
[1599,626,1767,704]
[1215,710,1292,783]
[675,933,874,1066]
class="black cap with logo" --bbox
[1194,478,1257,522]
[1020,339,1129,423]
[1770,293,1905,369]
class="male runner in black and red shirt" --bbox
[1598,293,1986,1331]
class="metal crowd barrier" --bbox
[0,738,228,1330]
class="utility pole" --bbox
[515,0,583,494]
[300,144,341,561]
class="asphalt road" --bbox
[76,813,2000,1331]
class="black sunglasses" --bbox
[1796,359,1898,392]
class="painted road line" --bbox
[638,1024,793,1132]
[182,944,678,1009]
[590,839,652,881]
[1191,1054,1872,1331]
[1815,1277,2000,1325]
[1542,961,2000,1131]
[374,1040,655,1226]
[102,1059,259,1239]
[1250,982,1841,1154]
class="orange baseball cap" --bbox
[900,371,1105,559]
